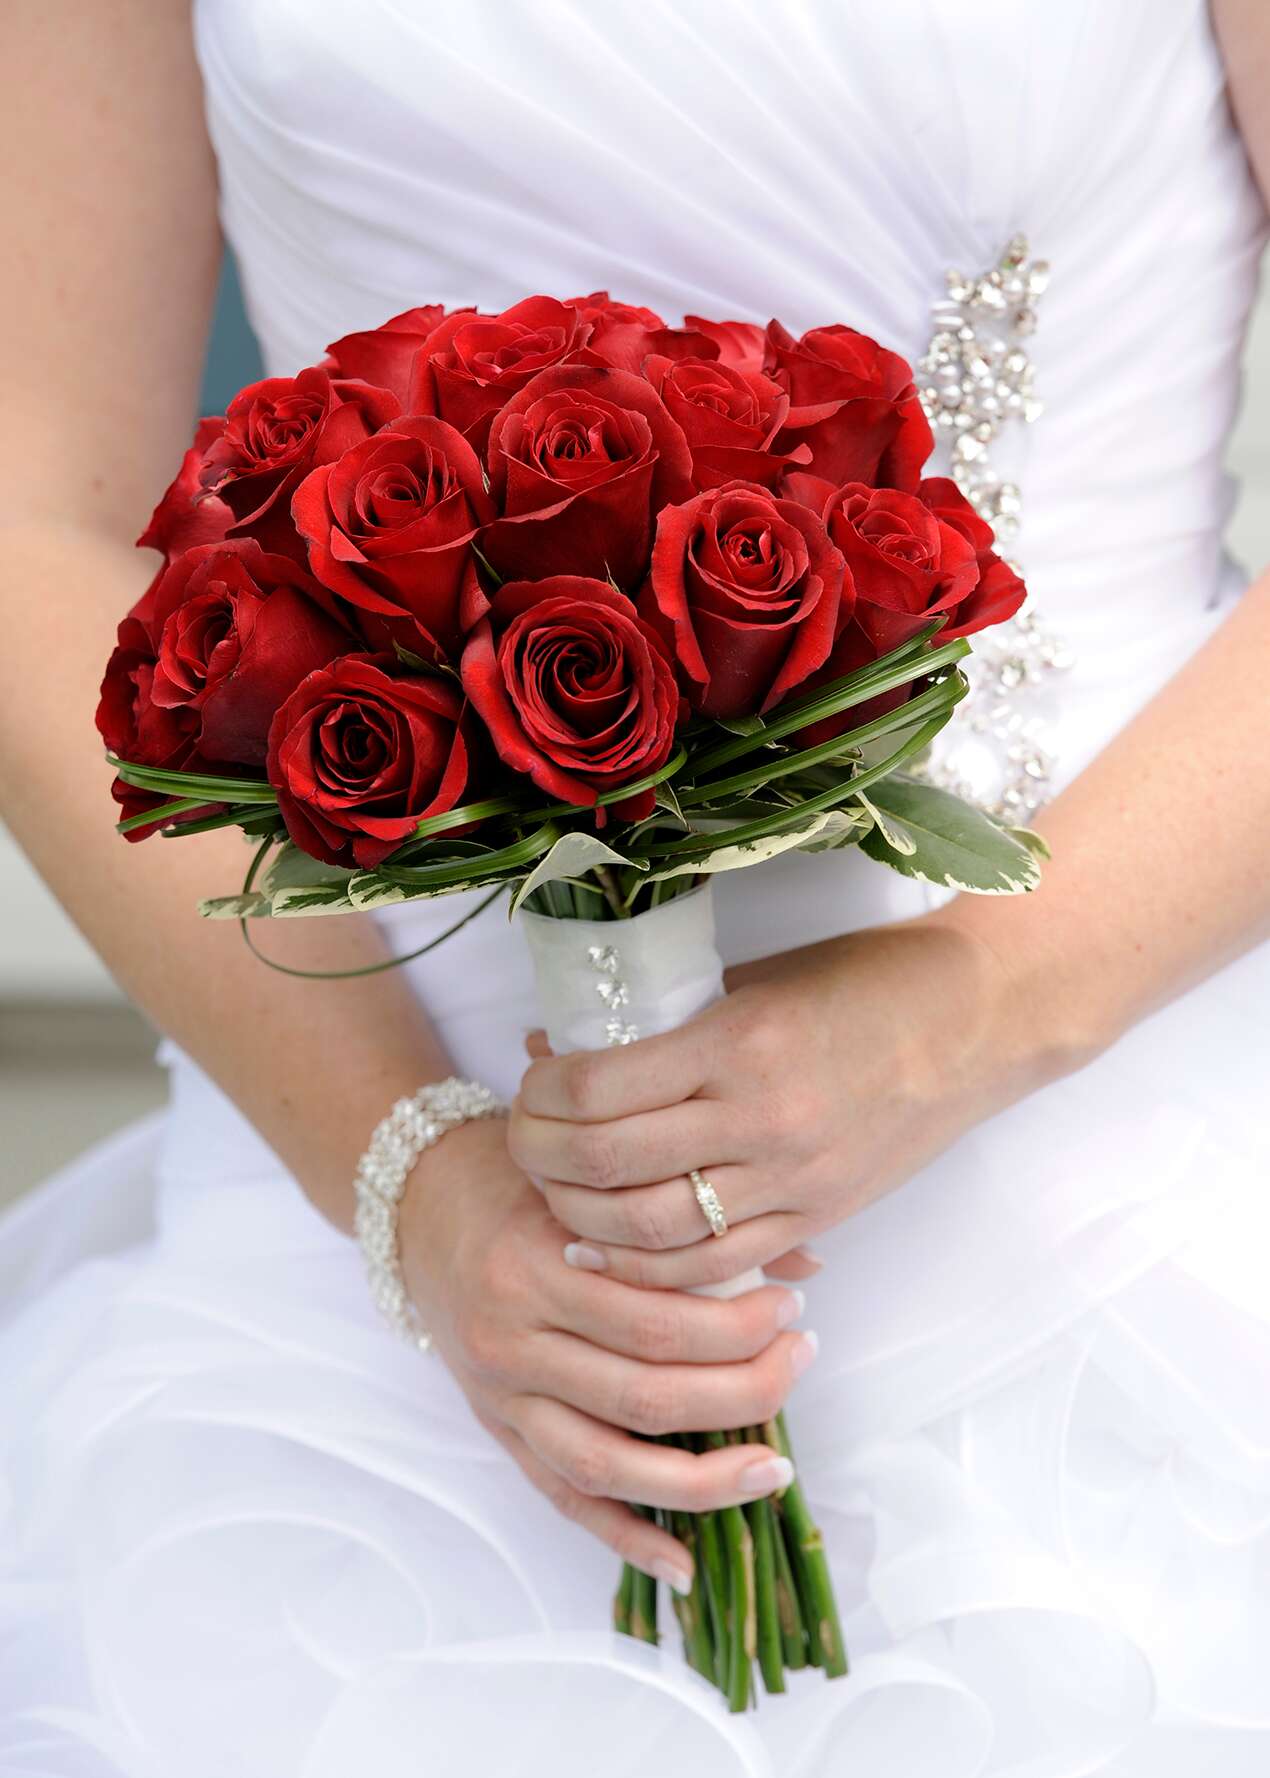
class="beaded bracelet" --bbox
[353,1076,505,1351]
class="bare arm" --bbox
[0,0,448,1232]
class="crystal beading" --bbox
[917,234,1070,820]
[353,1075,505,1352]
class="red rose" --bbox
[683,316,768,377]
[916,476,1027,636]
[461,576,678,820]
[137,416,233,562]
[765,322,933,489]
[823,481,978,654]
[642,353,807,491]
[569,293,715,374]
[480,364,694,587]
[323,304,456,407]
[198,367,400,556]
[267,655,473,868]
[823,481,1013,654]
[406,296,595,453]
[146,541,353,767]
[292,416,494,663]
[641,481,846,719]
[97,608,210,842]
[792,478,1026,748]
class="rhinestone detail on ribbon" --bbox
[917,235,1070,821]
[587,942,638,1045]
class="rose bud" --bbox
[323,304,455,407]
[479,364,694,588]
[642,353,807,492]
[197,366,400,557]
[292,417,494,664]
[267,655,473,868]
[641,480,846,720]
[406,296,596,453]
[823,481,1022,655]
[146,540,354,767]
[460,576,679,822]
[765,321,933,489]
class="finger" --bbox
[764,1245,826,1281]
[491,1417,695,1591]
[524,1028,552,1060]
[528,1325,818,1436]
[508,1097,740,1191]
[564,1210,815,1291]
[543,1165,765,1251]
[512,1395,797,1513]
[517,1020,717,1123]
[554,1269,805,1363]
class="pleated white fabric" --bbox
[3,2,1270,1772]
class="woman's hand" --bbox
[399,1115,819,1592]
[509,916,1044,1289]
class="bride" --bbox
[3,2,1269,1773]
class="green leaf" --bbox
[855,792,916,857]
[860,776,1043,895]
[713,712,766,738]
[509,831,646,917]
[392,640,433,673]
[1005,824,1052,862]
[262,843,356,895]
[644,809,842,884]
[269,885,356,916]
[198,891,272,920]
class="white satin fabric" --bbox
[4,2,1270,1773]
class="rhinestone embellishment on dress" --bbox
[917,235,1071,821]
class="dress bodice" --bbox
[196,0,1265,733]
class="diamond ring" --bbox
[688,1168,728,1239]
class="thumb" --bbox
[524,1028,553,1061]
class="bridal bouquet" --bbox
[98,292,1043,1709]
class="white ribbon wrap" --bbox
[519,886,765,1300]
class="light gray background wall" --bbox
[2,254,1269,1001]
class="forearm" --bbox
[1,519,449,1233]
[934,572,1270,1073]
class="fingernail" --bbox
[563,1241,607,1271]
[775,1288,806,1328]
[790,1329,820,1378]
[794,1245,825,1271]
[652,1559,693,1597]
[740,1455,795,1495]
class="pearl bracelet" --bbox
[353,1076,505,1351]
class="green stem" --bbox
[629,1567,659,1644]
[670,1513,715,1680]
[707,1434,754,1712]
[614,1561,635,1636]
[746,1494,785,1694]
[697,1507,732,1693]
[771,1506,810,1669]
[768,1414,848,1679]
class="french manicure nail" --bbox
[563,1241,607,1271]
[776,1288,806,1328]
[740,1455,795,1495]
[790,1329,820,1378]
[652,1559,693,1597]
[794,1245,825,1271]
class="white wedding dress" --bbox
[3,2,1269,1773]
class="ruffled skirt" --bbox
[2,830,1269,1777]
